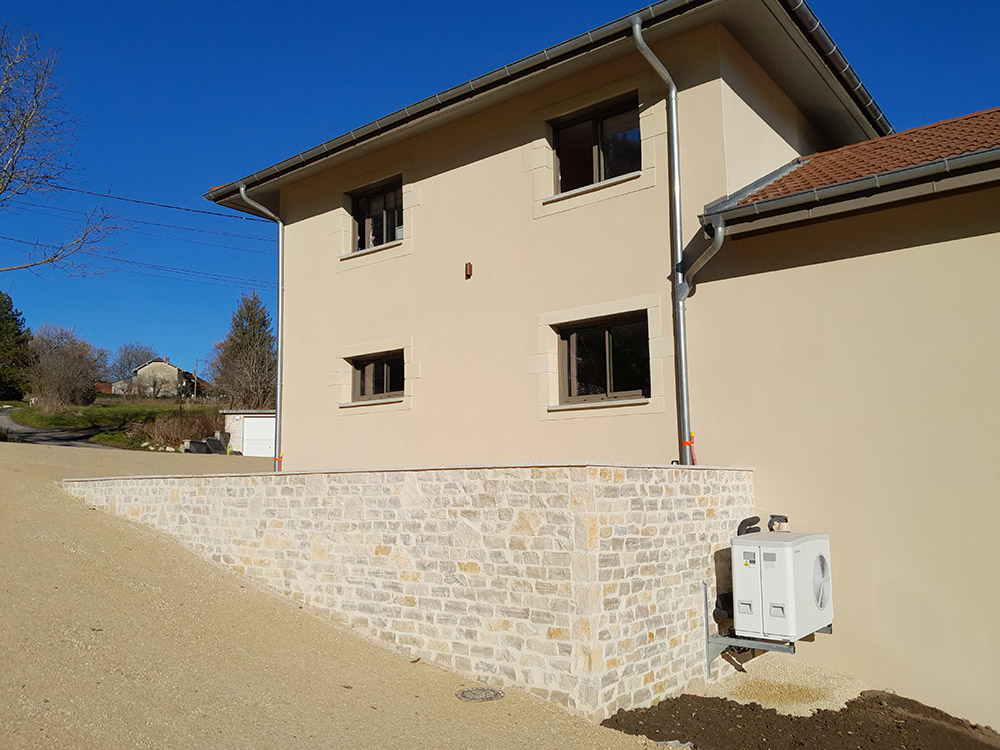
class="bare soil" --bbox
[603,690,1000,749]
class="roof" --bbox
[703,107,1000,224]
[205,0,891,216]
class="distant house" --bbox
[112,357,210,398]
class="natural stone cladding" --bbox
[63,464,753,721]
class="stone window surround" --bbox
[336,336,416,412]
[334,158,418,269]
[525,71,661,220]
[531,294,668,419]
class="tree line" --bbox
[0,289,276,411]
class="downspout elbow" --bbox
[685,216,726,293]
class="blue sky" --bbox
[3,1,998,375]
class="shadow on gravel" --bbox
[602,691,1000,750]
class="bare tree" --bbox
[134,372,172,398]
[26,324,107,410]
[0,27,115,274]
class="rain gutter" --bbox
[702,146,1000,227]
[237,182,284,472]
[776,0,892,136]
[204,0,888,207]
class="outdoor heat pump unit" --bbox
[731,531,834,642]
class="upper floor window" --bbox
[352,177,403,252]
[351,350,405,401]
[558,312,649,403]
[552,94,640,193]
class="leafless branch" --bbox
[0,27,118,274]
[0,26,70,207]
[0,206,118,273]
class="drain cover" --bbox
[455,687,504,702]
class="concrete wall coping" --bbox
[62,462,754,486]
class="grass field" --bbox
[11,398,218,429]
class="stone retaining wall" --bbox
[63,464,753,720]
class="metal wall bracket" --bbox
[702,582,831,678]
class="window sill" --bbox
[339,397,405,409]
[339,239,404,261]
[541,171,643,206]
[547,397,649,412]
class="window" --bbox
[352,178,403,252]
[558,312,649,403]
[351,350,405,401]
[552,95,641,193]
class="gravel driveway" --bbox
[0,442,651,749]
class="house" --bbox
[204,0,998,728]
[112,357,210,398]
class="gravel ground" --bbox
[691,652,869,716]
[0,442,652,749]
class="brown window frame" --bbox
[351,177,403,253]
[351,350,405,402]
[557,311,650,404]
[551,93,641,193]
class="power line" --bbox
[51,185,273,223]
[125,228,276,255]
[16,202,274,241]
[14,206,276,256]
[0,234,43,247]
[87,263,276,291]
[0,234,276,287]
[86,253,276,288]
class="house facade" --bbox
[112,358,206,398]
[205,0,998,729]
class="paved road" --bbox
[0,442,652,749]
[0,406,113,447]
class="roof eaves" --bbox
[776,0,892,137]
[202,1,688,204]
[701,145,1000,225]
[205,0,890,206]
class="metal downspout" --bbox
[687,216,725,284]
[238,183,284,472]
[631,17,692,465]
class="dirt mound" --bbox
[602,690,1000,749]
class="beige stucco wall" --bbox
[277,24,818,473]
[687,187,1000,728]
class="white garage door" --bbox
[242,416,275,457]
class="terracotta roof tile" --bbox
[740,107,1000,205]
